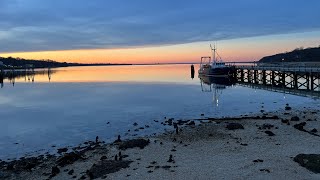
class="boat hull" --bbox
[198,66,232,77]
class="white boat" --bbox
[198,44,232,77]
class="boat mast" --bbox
[210,44,216,65]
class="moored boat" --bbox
[198,44,232,77]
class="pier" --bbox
[232,63,320,92]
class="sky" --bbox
[0,0,320,64]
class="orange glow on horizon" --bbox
[1,31,320,64]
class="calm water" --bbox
[0,65,319,159]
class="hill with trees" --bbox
[259,46,320,63]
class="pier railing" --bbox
[235,65,320,73]
[231,64,320,92]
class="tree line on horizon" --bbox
[259,46,320,63]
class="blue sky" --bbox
[1,0,320,53]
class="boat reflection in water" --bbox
[199,75,236,106]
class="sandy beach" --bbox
[1,106,320,180]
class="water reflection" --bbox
[0,65,198,86]
[0,68,54,88]
[199,75,236,106]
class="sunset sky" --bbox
[0,0,320,64]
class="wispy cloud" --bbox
[0,0,319,52]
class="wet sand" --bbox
[1,107,320,180]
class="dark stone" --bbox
[51,166,60,177]
[118,139,150,150]
[226,123,244,130]
[100,156,107,161]
[260,169,270,173]
[311,128,318,133]
[281,119,289,124]
[133,122,138,126]
[162,165,171,170]
[294,154,320,173]
[285,106,292,111]
[57,152,84,167]
[57,148,68,154]
[201,114,204,116]
[265,131,275,136]
[68,169,74,175]
[88,160,132,179]
[293,122,307,131]
[291,116,300,121]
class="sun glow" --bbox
[1,31,320,64]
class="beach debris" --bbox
[201,113,204,116]
[50,166,60,177]
[57,147,68,154]
[226,123,244,130]
[147,170,153,173]
[281,119,289,124]
[253,159,264,163]
[294,154,320,173]
[167,155,174,163]
[293,122,306,131]
[291,116,300,121]
[285,104,292,111]
[151,161,157,165]
[240,143,248,146]
[68,169,74,175]
[114,135,122,143]
[87,160,133,179]
[118,138,150,150]
[133,122,138,126]
[57,152,84,167]
[264,131,275,136]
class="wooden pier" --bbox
[232,64,320,92]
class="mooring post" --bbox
[241,69,244,82]
[253,70,257,84]
[294,73,298,89]
[271,71,275,85]
[262,70,266,85]
[310,73,314,91]
[306,73,310,90]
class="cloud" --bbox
[0,0,320,52]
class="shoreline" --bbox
[1,106,320,179]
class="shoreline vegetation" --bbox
[0,57,132,70]
[1,105,320,179]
